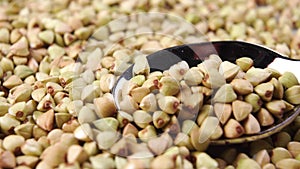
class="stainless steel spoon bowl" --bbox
[112,41,300,145]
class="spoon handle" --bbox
[268,57,300,81]
[187,41,300,81]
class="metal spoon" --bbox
[112,41,300,145]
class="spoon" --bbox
[112,41,300,145]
